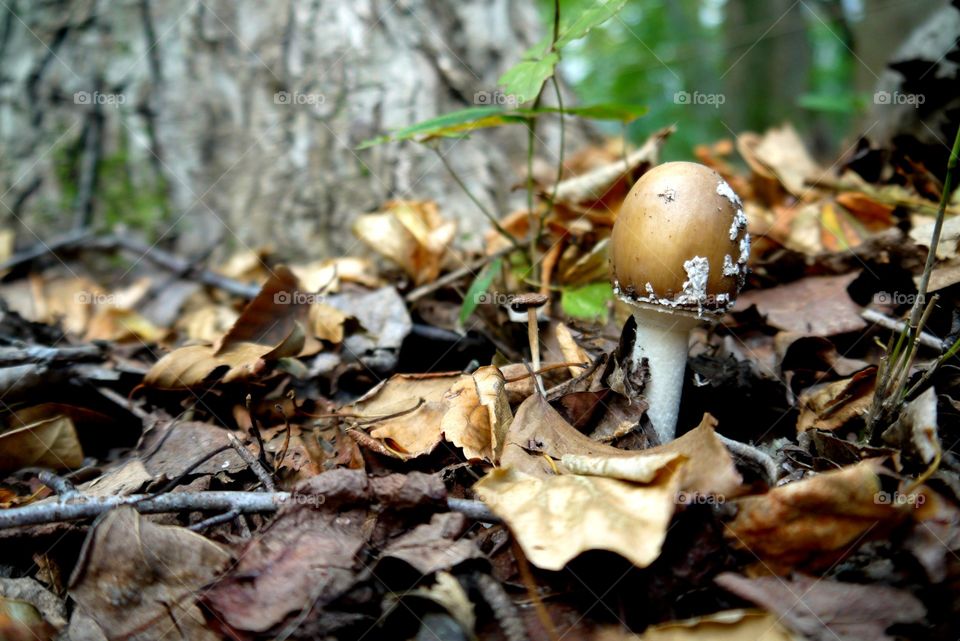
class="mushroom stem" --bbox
[629,307,698,443]
[527,307,543,393]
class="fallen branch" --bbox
[861,308,944,351]
[92,235,261,299]
[0,491,498,529]
[0,344,104,368]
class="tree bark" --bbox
[0,0,576,259]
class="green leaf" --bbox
[358,100,644,150]
[459,258,504,326]
[556,0,629,48]
[498,53,560,106]
[561,282,613,321]
[357,107,524,149]
[518,102,647,122]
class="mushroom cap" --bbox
[509,292,549,313]
[610,161,750,317]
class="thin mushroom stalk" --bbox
[610,162,750,442]
[628,307,698,443]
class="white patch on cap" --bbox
[729,208,748,240]
[716,179,742,208]
[723,254,738,277]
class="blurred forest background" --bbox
[0,0,955,260]
[555,0,944,157]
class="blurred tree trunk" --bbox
[722,0,811,135]
[0,0,573,259]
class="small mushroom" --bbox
[610,161,750,442]
[509,293,549,391]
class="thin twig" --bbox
[227,432,276,492]
[0,490,497,529]
[35,471,78,499]
[91,235,261,299]
[473,571,529,641]
[434,148,521,249]
[0,344,103,367]
[861,308,944,351]
[405,245,517,302]
[246,394,270,470]
[189,509,239,532]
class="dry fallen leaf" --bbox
[734,273,865,336]
[564,415,743,497]
[796,367,876,433]
[715,573,925,641]
[291,256,383,292]
[501,393,624,477]
[69,507,232,641]
[350,372,460,459]
[881,385,940,464]
[352,200,456,285]
[737,124,822,198]
[441,366,512,462]
[144,266,307,388]
[0,415,83,473]
[475,464,683,570]
[724,459,906,572]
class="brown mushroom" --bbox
[609,161,749,441]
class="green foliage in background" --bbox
[550,0,863,159]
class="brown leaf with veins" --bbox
[204,470,370,633]
[734,273,865,336]
[796,366,876,432]
[501,393,623,477]
[69,507,231,641]
[350,372,460,459]
[564,414,742,497]
[475,464,683,570]
[724,459,907,573]
[144,266,307,388]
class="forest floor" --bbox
[0,123,958,641]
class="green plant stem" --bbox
[526,116,538,277]
[524,0,562,282]
[913,130,960,322]
[868,124,960,437]
[434,147,522,250]
[535,75,566,247]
